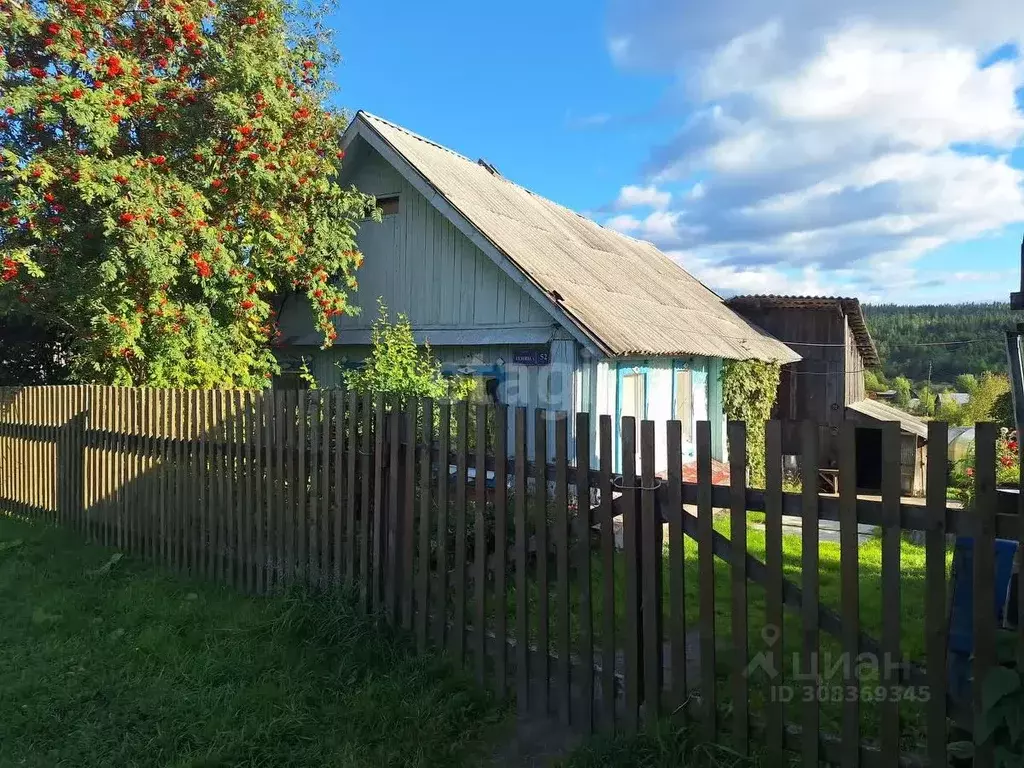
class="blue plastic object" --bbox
[947,537,1019,700]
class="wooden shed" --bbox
[726,295,929,495]
[846,399,929,496]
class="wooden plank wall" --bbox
[0,385,1019,767]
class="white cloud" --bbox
[605,214,641,232]
[671,253,843,297]
[614,184,672,209]
[605,1,1024,301]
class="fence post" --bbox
[728,420,748,755]
[621,415,640,733]
[973,422,997,768]
[639,419,661,725]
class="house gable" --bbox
[277,140,557,346]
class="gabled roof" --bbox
[847,399,928,439]
[341,111,799,364]
[726,295,879,367]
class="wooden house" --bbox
[276,112,798,470]
[727,295,928,495]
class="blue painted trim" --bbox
[439,363,504,378]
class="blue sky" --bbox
[328,0,1024,304]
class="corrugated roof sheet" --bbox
[353,112,799,363]
[726,295,879,367]
[847,399,929,439]
[940,392,971,406]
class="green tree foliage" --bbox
[343,300,473,402]
[991,391,1016,430]
[892,376,912,409]
[915,385,936,417]
[721,359,781,487]
[933,372,1011,426]
[864,303,1013,384]
[934,394,963,424]
[863,368,887,393]
[1,0,372,386]
[955,373,979,394]
[961,372,1011,425]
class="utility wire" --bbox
[781,368,869,376]
[782,338,989,348]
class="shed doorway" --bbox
[855,427,882,491]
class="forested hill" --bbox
[863,303,1015,383]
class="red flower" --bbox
[242,16,257,25]
[302,60,314,69]
[248,152,259,161]
[193,152,204,162]
[238,125,253,136]
[43,192,55,203]
[240,299,254,310]
[47,22,61,35]
[30,67,47,78]
[4,107,13,116]
[150,155,166,165]
[163,37,176,51]
[118,212,136,225]
[114,174,128,185]
[110,114,121,124]
[71,88,84,99]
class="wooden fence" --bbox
[0,385,1022,767]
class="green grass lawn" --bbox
[0,514,505,767]
[503,507,944,755]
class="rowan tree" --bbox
[0,0,372,386]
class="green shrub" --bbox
[342,299,473,403]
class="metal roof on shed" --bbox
[847,399,929,439]
[347,112,799,364]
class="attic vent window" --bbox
[377,195,400,216]
[477,159,500,176]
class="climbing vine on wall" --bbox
[721,359,782,486]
